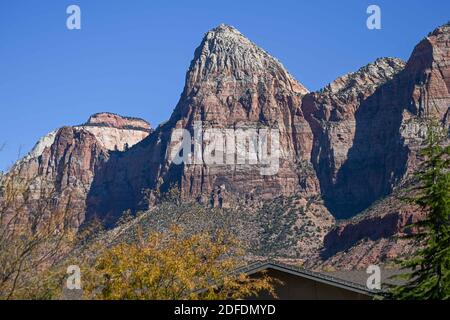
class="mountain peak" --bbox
[183,24,308,95]
[321,57,405,95]
[428,21,450,37]
[202,24,250,46]
[208,23,242,36]
[85,112,151,132]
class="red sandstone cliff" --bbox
[309,23,450,269]
[86,24,324,225]
[4,23,450,267]
[7,113,151,228]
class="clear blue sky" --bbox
[0,0,449,171]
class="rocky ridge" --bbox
[85,24,322,226]
[302,57,407,218]
[307,23,450,268]
[4,23,450,269]
[8,113,151,228]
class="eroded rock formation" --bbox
[5,23,450,268]
[8,113,151,228]
[86,24,323,226]
[309,24,450,268]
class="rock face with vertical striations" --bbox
[168,24,314,199]
[7,113,151,228]
[86,24,324,226]
[302,57,407,218]
[302,23,450,220]
[4,22,450,268]
[307,23,450,269]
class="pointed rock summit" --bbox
[87,24,318,226]
[183,24,308,97]
[321,57,405,98]
[164,24,317,201]
[173,24,309,133]
[87,23,450,227]
[9,22,450,266]
[404,22,450,118]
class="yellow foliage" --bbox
[83,226,275,300]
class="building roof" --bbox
[241,261,381,296]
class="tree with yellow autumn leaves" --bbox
[0,155,275,301]
[82,226,276,300]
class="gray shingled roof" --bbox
[241,261,402,296]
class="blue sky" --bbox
[0,0,449,171]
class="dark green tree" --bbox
[390,121,450,300]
